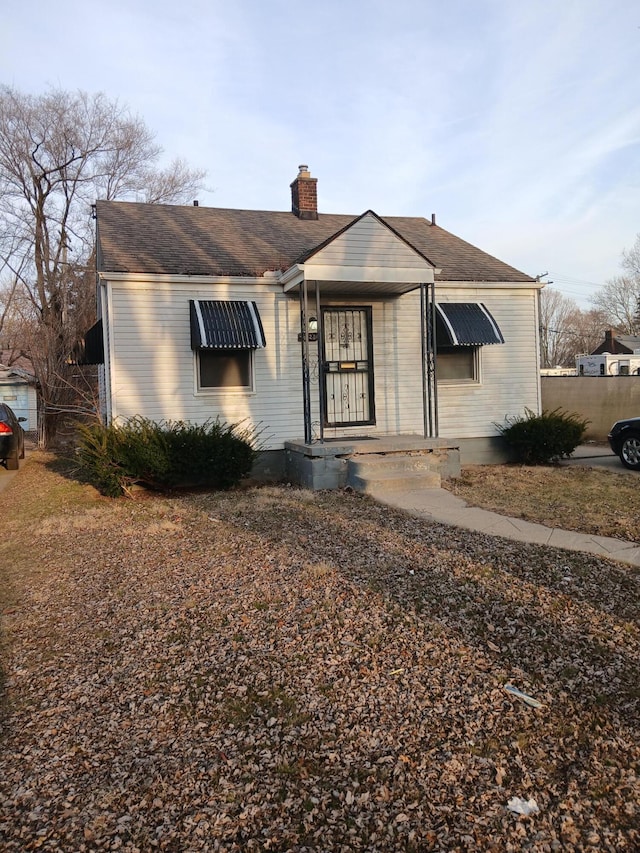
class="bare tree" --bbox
[565,306,609,357]
[622,233,640,280]
[590,275,639,335]
[0,86,206,445]
[0,274,20,343]
[540,235,640,367]
[539,288,581,367]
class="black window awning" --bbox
[434,302,504,346]
[190,300,266,350]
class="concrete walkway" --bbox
[371,452,640,568]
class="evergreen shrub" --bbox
[77,416,259,497]
[496,407,589,465]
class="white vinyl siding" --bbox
[313,287,540,440]
[434,287,541,438]
[308,295,425,436]
[306,212,431,270]
[101,275,540,447]
[373,296,424,433]
[103,277,304,450]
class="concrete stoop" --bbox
[284,436,460,491]
[347,453,442,495]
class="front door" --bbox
[322,307,375,427]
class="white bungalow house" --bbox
[89,166,543,489]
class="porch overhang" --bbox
[280,263,441,296]
[292,271,441,444]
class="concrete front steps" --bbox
[347,452,443,495]
[285,435,460,491]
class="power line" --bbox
[550,286,594,300]
[548,272,609,289]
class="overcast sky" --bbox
[2,0,639,306]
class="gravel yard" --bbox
[1,453,639,851]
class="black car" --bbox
[0,403,26,470]
[608,417,640,470]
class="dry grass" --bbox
[0,452,638,851]
[444,464,640,544]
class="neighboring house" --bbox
[0,360,38,432]
[91,166,543,486]
[576,329,640,376]
[590,329,640,356]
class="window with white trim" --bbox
[436,346,479,383]
[189,299,265,393]
[432,302,503,385]
[197,349,253,390]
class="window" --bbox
[436,346,478,382]
[431,302,503,385]
[198,349,253,390]
[190,299,265,392]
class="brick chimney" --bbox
[290,164,318,220]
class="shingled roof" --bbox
[591,332,640,355]
[96,200,534,283]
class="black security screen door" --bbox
[322,307,375,427]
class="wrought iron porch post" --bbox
[300,279,312,444]
[316,280,324,443]
[421,284,428,438]
[421,282,439,438]
[428,281,439,436]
